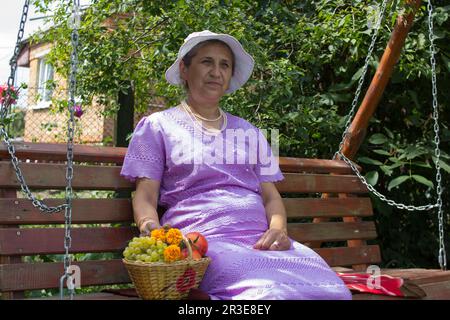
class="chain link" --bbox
[59,0,80,299]
[335,0,446,270]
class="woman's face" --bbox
[180,42,233,104]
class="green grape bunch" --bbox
[123,236,168,263]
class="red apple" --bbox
[186,232,208,257]
[181,248,203,260]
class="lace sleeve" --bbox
[120,115,165,182]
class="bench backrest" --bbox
[0,142,380,299]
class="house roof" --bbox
[17,38,31,67]
[16,20,55,67]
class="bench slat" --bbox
[0,143,127,164]
[0,223,377,255]
[276,173,368,193]
[0,197,372,224]
[284,197,373,218]
[1,142,359,173]
[0,227,138,255]
[314,245,381,267]
[0,198,133,224]
[0,161,133,190]
[0,162,367,193]
[287,221,377,242]
[0,259,130,291]
[279,157,360,174]
[379,268,450,285]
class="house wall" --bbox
[23,43,116,145]
[24,100,116,144]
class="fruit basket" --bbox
[122,228,211,300]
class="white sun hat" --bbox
[165,30,255,94]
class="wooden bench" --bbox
[1,142,449,300]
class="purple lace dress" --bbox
[120,106,352,300]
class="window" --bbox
[35,58,54,108]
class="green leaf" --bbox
[439,159,450,174]
[358,157,383,166]
[365,171,379,186]
[385,162,403,170]
[432,157,450,174]
[351,66,365,81]
[411,175,434,189]
[404,146,428,160]
[388,176,410,191]
[411,161,431,168]
[380,165,393,176]
[373,149,391,156]
[384,128,394,139]
[368,133,388,145]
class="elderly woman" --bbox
[120,30,352,300]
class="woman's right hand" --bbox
[139,219,161,237]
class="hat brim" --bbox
[165,33,254,94]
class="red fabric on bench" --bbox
[336,272,426,298]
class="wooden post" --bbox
[340,0,422,160]
[311,0,423,261]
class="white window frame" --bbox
[32,55,54,110]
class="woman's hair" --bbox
[181,39,236,76]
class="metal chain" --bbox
[335,0,446,270]
[0,129,69,213]
[337,154,439,211]
[427,0,446,271]
[0,0,68,214]
[59,0,80,300]
[335,0,389,155]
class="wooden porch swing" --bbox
[1,0,449,300]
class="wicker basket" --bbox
[123,236,211,300]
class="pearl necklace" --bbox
[180,100,227,136]
[181,100,223,122]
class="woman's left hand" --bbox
[253,228,291,251]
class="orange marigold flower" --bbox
[150,228,166,242]
[163,245,181,262]
[166,228,183,245]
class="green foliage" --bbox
[3,107,25,138]
[28,0,449,270]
